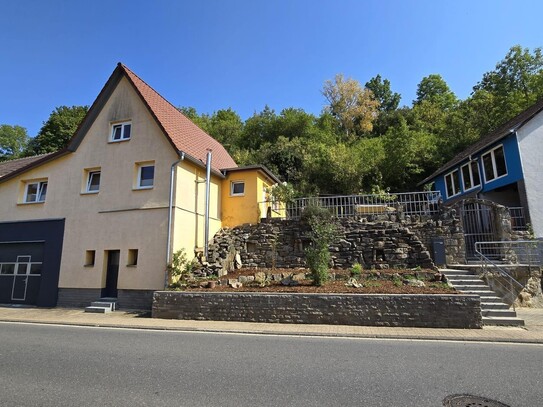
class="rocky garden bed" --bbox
[168,267,456,294]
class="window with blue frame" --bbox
[445,169,461,198]
[461,161,480,191]
[482,145,507,182]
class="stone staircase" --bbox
[440,268,524,327]
[84,297,118,314]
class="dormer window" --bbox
[110,121,131,142]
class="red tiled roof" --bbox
[119,64,237,172]
[0,153,56,179]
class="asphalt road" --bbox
[0,322,541,407]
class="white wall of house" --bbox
[517,110,543,237]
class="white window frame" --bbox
[24,180,48,203]
[230,181,245,196]
[460,161,480,192]
[482,144,507,183]
[85,170,101,193]
[136,163,155,189]
[110,121,132,142]
[444,169,461,199]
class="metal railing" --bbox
[273,191,442,220]
[509,207,528,231]
[474,241,542,308]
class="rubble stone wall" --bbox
[204,208,464,274]
[152,291,482,328]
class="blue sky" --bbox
[1,0,542,137]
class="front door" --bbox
[12,260,30,301]
[103,250,120,298]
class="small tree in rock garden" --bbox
[302,205,340,286]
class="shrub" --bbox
[350,263,363,278]
[302,205,339,286]
[167,249,195,283]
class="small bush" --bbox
[350,263,363,277]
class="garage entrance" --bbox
[0,244,43,305]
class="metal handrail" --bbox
[474,241,540,308]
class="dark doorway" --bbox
[102,250,120,298]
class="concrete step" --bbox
[481,302,510,310]
[482,316,525,327]
[446,278,485,284]
[482,309,518,318]
[84,306,111,314]
[91,301,115,311]
[453,285,492,291]
[440,268,474,275]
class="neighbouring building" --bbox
[419,99,543,239]
[0,63,280,309]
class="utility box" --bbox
[432,238,446,266]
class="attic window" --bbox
[110,121,131,142]
[24,180,48,203]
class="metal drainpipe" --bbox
[204,150,212,260]
[165,152,185,288]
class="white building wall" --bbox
[516,110,543,237]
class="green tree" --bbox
[26,105,89,155]
[322,74,380,138]
[0,124,29,161]
[414,74,457,110]
[207,108,243,151]
[365,74,401,112]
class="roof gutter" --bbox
[165,151,185,288]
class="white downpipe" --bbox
[165,152,185,288]
[204,150,212,260]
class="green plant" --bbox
[365,281,382,288]
[167,249,194,283]
[302,205,339,286]
[265,182,297,205]
[393,278,403,287]
[350,263,363,277]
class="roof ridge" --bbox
[118,64,191,121]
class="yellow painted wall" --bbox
[221,169,280,227]
[0,77,182,290]
[171,160,222,255]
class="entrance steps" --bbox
[84,297,118,314]
[440,268,524,327]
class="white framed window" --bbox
[24,180,48,203]
[444,170,460,199]
[230,181,245,196]
[461,161,481,191]
[85,169,101,193]
[482,145,507,183]
[110,121,132,142]
[136,163,154,189]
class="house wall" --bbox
[435,134,523,203]
[517,110,543,237]
[221,170,260,227]
[0,77,182,297]
[171,160,222,256]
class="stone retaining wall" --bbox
[204,208,465,275]
[152,292,482,328]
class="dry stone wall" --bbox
[205,209,464,275]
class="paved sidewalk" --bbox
[1,306,543,344]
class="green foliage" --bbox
[350,263,363,277]
[167,249,195,282]
[0,124,29,161]
[265,182,296,205]
[26,105,88,155]
[172,46,543,195]
[302,205,339,286]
